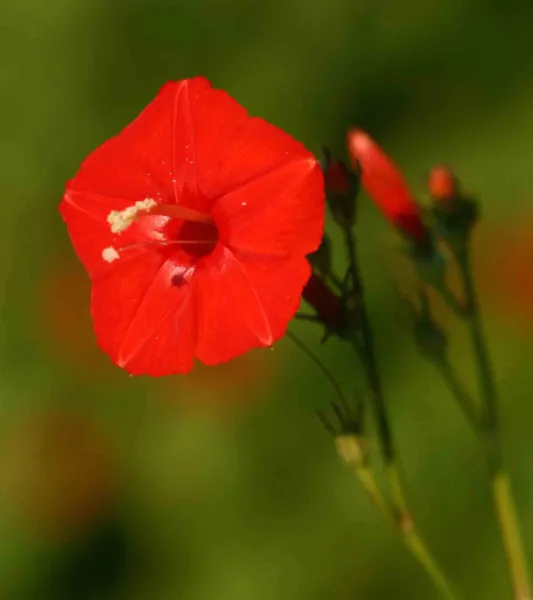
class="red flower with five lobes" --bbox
[346,129,425,240]
[59,77,325,376]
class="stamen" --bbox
[107,198,157,234]
[102,246,120,263]
[100,238,217,263]
[106,198,212,235]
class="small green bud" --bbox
[335,434,367,468]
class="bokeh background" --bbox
[1,0,533,598]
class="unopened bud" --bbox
[302,274,344,328]
[429,166,458,202]
[320,146,358,229]
[335,434,366,468]
[346,129,427,240]
[308,236,332,276]
[324,159,351,194]
[428,167,479,251]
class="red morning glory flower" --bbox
[346,129,425,240]
[60,77,324,376]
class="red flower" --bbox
[60,77,324,376]
[346,129,425,240]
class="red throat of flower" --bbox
[103,200,219,264]
[146,203,212,223]
[147,203,219,259]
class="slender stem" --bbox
[435,359,483,433]
[337,437,458,600]
[328,271,344,293]
[294,313,323,324]
[493,473,532,600]
[336,436,394,521]
[385,462,412,528]
[286,330,350,413]
[436,284,469,318]
[344,231,394,461]
[458,250,498,433]
[457,247,531,600]
[356,464,393,520]
[344,230,458,600]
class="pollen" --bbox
[102,246,120,263]
[107,198,157,234]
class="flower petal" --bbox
[212,157,324,257]
[91,253,197,375]
[68,77,211,207]
[181,80,319,206]
[194,245,311,365]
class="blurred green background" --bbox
[1,0,533,598]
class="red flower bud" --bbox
[302,274,343,326]
[324,159,350,194]
[428,165,457,202]
[346,129,425,240]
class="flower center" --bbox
[175,220,219,259]
[147,203,218,259]
[102,199,218,265]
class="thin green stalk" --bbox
[493,473,532,600]
[356,464,393,519]
[458,250,498,433]
[336,436,457,600]
[295,313,324,324]
[328,271,344,293]
[435,359,483,433]
[286,330,348,413]
[457,248,531,600]
[335,435,394,522]
[344,230,458,600]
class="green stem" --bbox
[337,437,393,522]
[337,436,458,600]
[436,283,469,318]
[286,330,349,413]
[344,230,458,600]
[457,247,531,600]
[458,250,498,433]
[387,463,458,600]
[493,473,532,600]
[344,231,393,461]
[435,359,483,433]
[357,466,391,519]
[328,271,344,293]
